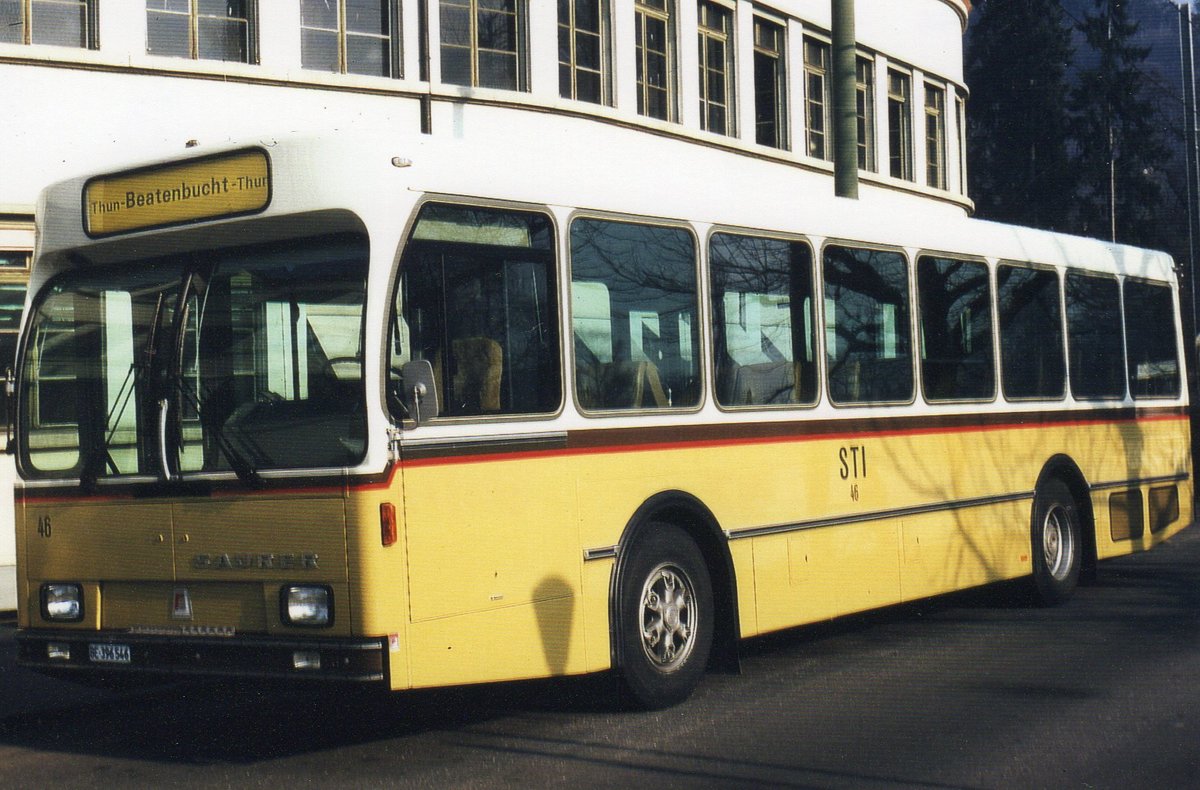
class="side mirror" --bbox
[399,359,440,426]
[3,366,13,454]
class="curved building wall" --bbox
[0,1,971,215]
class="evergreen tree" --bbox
[966,0,1076,232]
[1068,0,1170,247]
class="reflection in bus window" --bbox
[19,236,368,479]
[823,245,912,404]
[710,233,817,407]
[176,241,369,473]
[917,255,994,401]
[998,265,1064,400]
[1065,272,1124,400]
[1124,280,1180,399]
[392,203,561,419]
[22,267,182,475]
[570,218,698,410]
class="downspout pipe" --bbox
[832,0,859,199]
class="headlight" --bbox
[41,583,83,622]
[281,585,332,627]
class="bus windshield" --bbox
[19,234,368,481]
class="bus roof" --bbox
[33,130,1177,287]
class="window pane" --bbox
[31,0,88,48]
[917,256,994,401]
[197,17,247,62]
[823,246,913,404]
[998,265,1064,400]
[346,0,387,34]
[477,7,515,51]
[1124,280,1180,399]
[710,234,817,407]
[477,50,517,89]
[888,70,912,180]
[0,1,23,44]
[1065,272,1124,399]
[347,33,391,77]
[301,28,340,72]
[856,57,875,171]
[147,10,191,58]
[394,204,561,418]
[636,6,671,121]
[571,219,698,411]
[300,0,338,29]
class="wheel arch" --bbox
[609,490,741,674]
[1035,454,1097,581]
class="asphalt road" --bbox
[0,527,1197,789]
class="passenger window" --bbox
[1124,280,1180,399]
[710,233,817,407]
[823,245,913,404]
[1065,272,1124,399]
[570,218,699,410]
[917,256,994,401]
[998,264,1064,400]
[390,204,561,419]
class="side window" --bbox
[823,245,912,404]
[1124,280,1181,399]
[710,233,817,407]
[1065,272,1124,400]
[440,0,527,90]
[146,0,256,63]
[391,204,560,419]
[300,0,402,78]
[998,264,1064,400]
[916,256,994,401]
[570,218,698,411]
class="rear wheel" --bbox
[1030,478,1081,605]
[616,524,713,709]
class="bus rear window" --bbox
[1124,280,1180,399]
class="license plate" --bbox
[88,643,131,665]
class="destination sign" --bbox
[83,148,271,237]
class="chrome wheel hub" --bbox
[1042,505,1074,580]
[640,563,697,672]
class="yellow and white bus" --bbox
[11,130,1191,708]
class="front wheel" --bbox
[1030,478,1082,605]
[616,524,713,709]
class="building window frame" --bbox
[955,91,968,194]
[0,0,99,49]
[855,54,876,172]
[558,0,611,105]
[635,0,675,122]
[301,0,402,78]
[752,14,786,149]
[146,0,259,64]
[925,81,947,189]
[439,0,529,91]
[803,36,831,161]
[696,0,734,136]
[887,67,913,181]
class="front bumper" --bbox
[17,629,388,682]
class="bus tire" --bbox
[616,524,713,710]
[1030,478,1081,605]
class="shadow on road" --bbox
[0,529,1195,769]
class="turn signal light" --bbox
[380,502,397,547]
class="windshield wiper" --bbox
[79,360,135,490]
